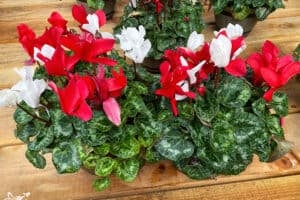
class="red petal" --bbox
[91,57,117,66]
[170,99,178,116]
[103,97,121,126]
[197,86,206,96]
[48,11,68,31]
[95,10,106,27]
[280,62,300,85]
[107,69,127,94]
[263,87,277,102]
[262,40,279,58]
[89,38,115,56]
[43,46,67,76]
[277,55,293,72]
[231,36,245,56]
[72,4,88,24]
[73,100,93,121]
[225,58,246,77]
[247,53,264,85]
[17,23,36,58]
[260,67,282,88]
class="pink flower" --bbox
[49,76,92,121]
[247,40,300,101]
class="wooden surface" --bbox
[0,0,300,199]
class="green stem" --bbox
[17,103,51,125]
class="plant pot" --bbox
[142,58,162,74]
[77,0,116,20]
[215,11,257,35]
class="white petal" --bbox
[187,31,204,51]
[40,44,55,59]
[226,23,243,39]
[175,80,189,101]
[82,14,99,35]
[187,61,205,84]
[138,25,146,38]
[101,32,114,39]
[210,35,232,68]
[14,66,34,80]
[129,0,137,8]
[0,89,21,107]
[180,56,188,67]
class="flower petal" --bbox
[210,35,232,67]
[72,4,87,24]
[103,97,121,126]
[187,31,204,51]
[225,58,246,77]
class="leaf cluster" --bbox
[114,0,205,60]
[153,73,290,179]
[211,0,285,20]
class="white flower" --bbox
[0,66,47,108]
[214,23,244,39]
[82,14,100,36]
[187,31,204,51]
[210,35,232,68]
[116,25,151,63]
[0,89,21,107]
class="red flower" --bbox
[47,11,68,33]
[247,40,300,101]
[49,76,92,121]
[156,50,196,116]
[17,24,36,61]
[61,33,116,66]
[39,45,79,76]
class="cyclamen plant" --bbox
[1,3,300,192]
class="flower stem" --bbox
[17,103,51,126]
[214,68,220,89]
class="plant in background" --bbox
[114,0,205,62]
[210,0,285,21]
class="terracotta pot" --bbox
[77,0,116,20]
[215,11,257,35]
[142,58,162,74]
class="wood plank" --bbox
[111,175,300,200]
[0,113,300,199]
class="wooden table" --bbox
[0,0,300,199]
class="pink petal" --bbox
[103,97,121,126]
[225,58,246,77]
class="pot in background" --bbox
[142,58,162,74]
[215,11,257,35]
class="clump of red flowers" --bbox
[17,4,127,125]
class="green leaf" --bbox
[293,44,300,61]
[52,140,82,173]
[269,92,288,117]
[190,122,211,148]
[95,157,116,177]
[176,159,213,180]
[145,148,162,163]
[110,137,140,159]
[83,154,100,170]
[87,0,105,9]
[14,122,37,143]
[28,126,54,151]
[94,143,110,156]
[211,120,235,153]
[252,98,266,117]
[13,105,33,125]
[266,115,284,138]
[177,102,194,119]
[114,158,140,182]
[25,149,46,169]
[155,130,194,161]
[255,7,271,20]
[217,76,251,108]
[93,177,110,191]
[194,93,219,123]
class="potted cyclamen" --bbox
[77,0,116,19]
[114,0,205,73]
[209,0,285,33]
[1,3,300,192]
